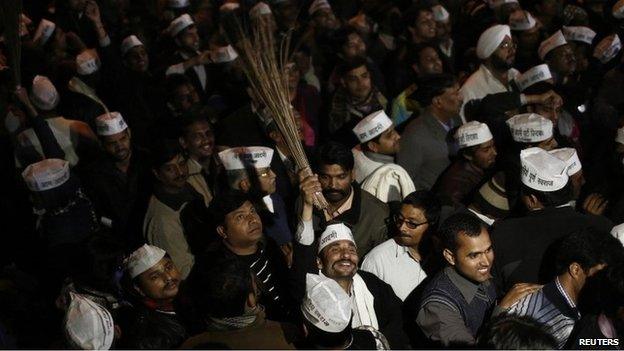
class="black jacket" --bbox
[490,206,613,295]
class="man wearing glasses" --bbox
[460,24,520,122]
[361,190,441,301]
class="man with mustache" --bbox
[291,221,408,348]
[434,121,498,206]
[83,112,152,249]
[218,146,294,250]
[298,141,389,258]
[144,140,202,279]
[460,24,520,122]
[123,244,187,348]
[178,112,215,207]
[202,190,295,322]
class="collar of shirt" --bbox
[325,186,355,221]
[439,39,453,56]
[187,157,204,176]
[555,276,581,319]
[393,239,420,261]
[445,266,490,304]
[467,208,495,226]
[363,151,394,165]
[262,195,275,214]
[436,117,453,132]
[480,64,515,92]
[276,147,289,164]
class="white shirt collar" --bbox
[262,195,274,213]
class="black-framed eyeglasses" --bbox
[393,213,429,230]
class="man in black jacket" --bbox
[491,147,613,294]
[292,173,408,348]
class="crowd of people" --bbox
[1,0,624,348]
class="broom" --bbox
[0,0,23,88]
[225,14,329,211]
[68,77,110,115]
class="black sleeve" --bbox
[289,242,319,303]
[359,271,410,349]
[30,117,66,160]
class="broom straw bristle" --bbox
[68,77,110,115]
[226,15,328,210]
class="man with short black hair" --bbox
[298,141,389,257]
[397,73,462,190]
[328,58,388,146]
[434,121,497,205]
[181,258,301,349]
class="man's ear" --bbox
[569,262,583,279]
[178,136,188,150]
[524,194,540,210]
[217,225,227,239]
[239,178,251,192]
[443,248,456,266]
[316,257,323,271]
[367,140,379,153]
[246,291,257,309]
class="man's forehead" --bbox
[320,164,349,175]
[457,229,491,250]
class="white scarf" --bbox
[351,273,379,330]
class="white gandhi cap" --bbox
[218,146,274,170]
[33,19,56,45]
[95,112,128,136]
[562,26,596,45]
[520,147,569,192]
[352,110,393,143]
[250,2,272,19]
[455,121,493,149]
[76,49,100,75]
[124,244,167,279]
[167,14,194,37]
[64,292,115,350]
[31,75,60,111]
[509,11,537,31]
[515,64,552,91]
[121,35,144,56]
[318,223,356,254]
[538,30,567,60]
[549,148,582,176]
[506,113,553,143]
[301,273,352,333]
[22,158,70,192]
[211,45,239,63]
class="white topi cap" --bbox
[515,64,552,91]
[250,2,272,19]
[31,75,60,111]
[124,244,167,279]
[613,0,624,19]
[432,5,450,22]
[95,112,128,136]
[616,127,624,145]
[489,0,518,9]
[301,274,352,333]
[121,35,144,56]
[538,30,567,60]
[352,110,393,143]
[562,26,596,45]
[593,34,622,63]
[167,0,190,8]
[318,223,356,254]
[509,11,537,31]
[218,146,274,170]
[309,0,331,15]
[167,14,194,37]
[76,49,101,75]
[610,223,624,246]
[22,158,70,192]
[549,148,582,176]
[455,121,493,149]
[520,147,569,192]
[506,113,553,143]
[476,24,512,59]
[33,19,56,45]
[64,292,115,350]
[211,45,239,63]
[219,2,241,12]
